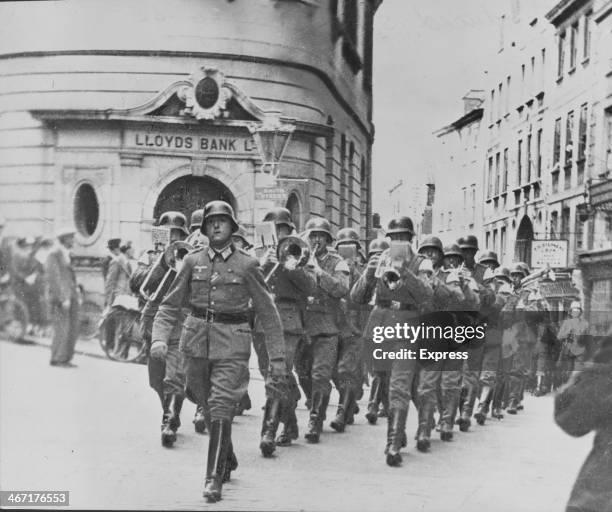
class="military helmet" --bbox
[457,235,479,251]
[418,235,443,254]
[335,227,362,250]
[443,243,463,259]
[494,267,512,283]
[517,261,531,277]
[201,200,239,234]
[232,225,253,250]
[386,216,415,236]
[305,216,333,242]
[509,262,526,276]
[190,209,204,230]
[368,238,390,256]
[478,250,499,267]
[263,207,295,231]
[158,211,190,236]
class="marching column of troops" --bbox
[1,202,579,503]
[126,199,555,503]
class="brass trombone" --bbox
[139,240,194,302]
[264,235,311,282]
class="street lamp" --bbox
[248,115,295,179]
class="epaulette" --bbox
[237,247,256,259]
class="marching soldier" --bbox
[414,236,466,450]
[258,207,316,447]
[186,209,209,250]
[301,216,350,443]
[456,235,495,432]
[140,212,191,447]
[363,238,391,425]
[152,201,287,503]
[351,216,433,466]
[330,227,366,433]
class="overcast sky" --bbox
[372,0,506,221]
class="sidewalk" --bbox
[22,332,108,360]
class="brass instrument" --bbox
[139,240,193,302]
[264,235,311,282]
[374,241,412,290]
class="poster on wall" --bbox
[531,239,569,268]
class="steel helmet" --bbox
[517,261,531,277]
[478,250,499,267]
[494,267,512,283]
[201,201,239,234]
[386,216,415,236]
[263,207,295,231]
[368,238,390,256]
[305,217,333,242]
[232,225,253,249]
[443,243,464,259]
[335,227,362,250]
[509,263,526,276]
[158,211,190,236]
[457,235,479,251]
[418,236,443,254]
[190,209,204,230]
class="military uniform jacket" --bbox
[303,250,349,337]
[351,251,433,341]
[257,260,316,334]
[152,243,284,361]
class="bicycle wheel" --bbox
[79,299,103,340]
[0,297,29,342]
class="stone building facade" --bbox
[0,0,381,293]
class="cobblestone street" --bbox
[0,339,593,511]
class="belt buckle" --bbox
[205,308,215,323]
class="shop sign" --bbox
[531,239,568,268]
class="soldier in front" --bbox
[151,200,286,503]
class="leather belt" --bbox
[191,308,249,324]
[376,300,416,311]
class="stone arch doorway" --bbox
[514,215,534,266]
[153,175,236,224]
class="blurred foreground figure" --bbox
[555,334,612,512]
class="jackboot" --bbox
[160,394,176,447]
[202,419,231,503]
[474,385,492,426]
[304,391,323,443]
[440,392,458,442]
[506,398,518,415]
[416,401,434,452]
[260,397,282,457]
[223,443,238,483]
[534,374,546,397]
[491,380,505,420]
[234,392,252,416]
[193,404,208,434]
[331,385,354,433]
[276,402,299,446]
[457,387,474,432]
[378,376,390,417]
[386,408,408,467]
[168,394,184,431]
[365,377,381,425]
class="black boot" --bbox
[202,419,232,503]
[260,398,281,457]
[194,404,208,434]
[160,394,175,447]
[365,377,381,425]
[378,376,390,418]
[168,394,184,430]
[276,402,299,447]
[416,401,433,452]
[305,392,328,443]
[457,387,474,432]
[386,408,408,467]
[440,391,459,442]
[506,398,518,415]
[331,385,354,433]
[534,375,546,397]
[223,442,238,483]
[474,386,492,426]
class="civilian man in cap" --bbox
[101,238,121,282]
[152,200,286,503]
[104,240,134,309]
[46,226,80,367]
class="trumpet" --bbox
[264,235,311,282]
[139,240,193,302]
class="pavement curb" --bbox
[21,334,110,362]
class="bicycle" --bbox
[99,294,147,363]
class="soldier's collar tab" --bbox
[207,242,234,262]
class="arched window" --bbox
[286,193,302,233]
[73,182,99,237]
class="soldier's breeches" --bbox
[185,357,249,422]
[389,358,418,410]
[147,340,185,399]
[334,335,360,388]
[479,346,501,388]
[418,358,463,406]
[285,333,301,403]
[310,335,339,397]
